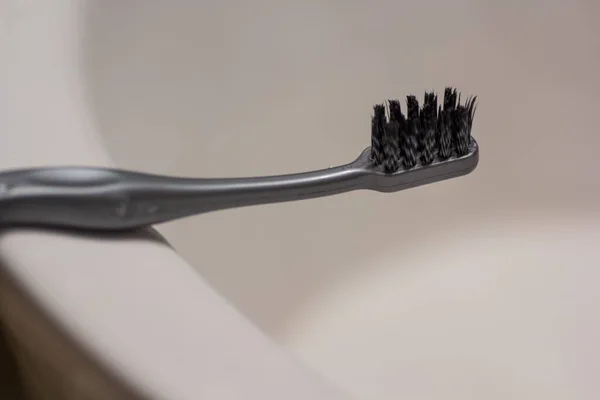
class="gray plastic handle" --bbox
[0,143,478,231]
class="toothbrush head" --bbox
[358,87,478,192]
[370,87,478,174]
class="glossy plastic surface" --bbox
[0,142,478,230]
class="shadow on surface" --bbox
[0,323,28,400]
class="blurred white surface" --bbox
[3,0,600,399]
[281,212,600,398]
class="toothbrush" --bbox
[0,88,478,231]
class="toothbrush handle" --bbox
[0,164,368,230]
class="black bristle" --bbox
[371,104,386,165]
[382,121,400,173]
[370,87,476,173]
[439,87,458,159]
[402,96,420,168]
[406,95,420,120]
[388,99,403,123]
[443,87,458,111]
[387,99,406,168]
[453,106,469,156]
[466,95,477,135]
[453,95,478,156]
[420,92,438,164]
[437,106,453,159]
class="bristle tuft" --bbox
[388,100,403,123]
[420,92,438,164]
[382,121,400,173]
[437,105,453,159]
[371,104,386,165]
[466,95,477,135]
[454,102,470,156]
[402,96,420,168]
[443,87,458,111]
